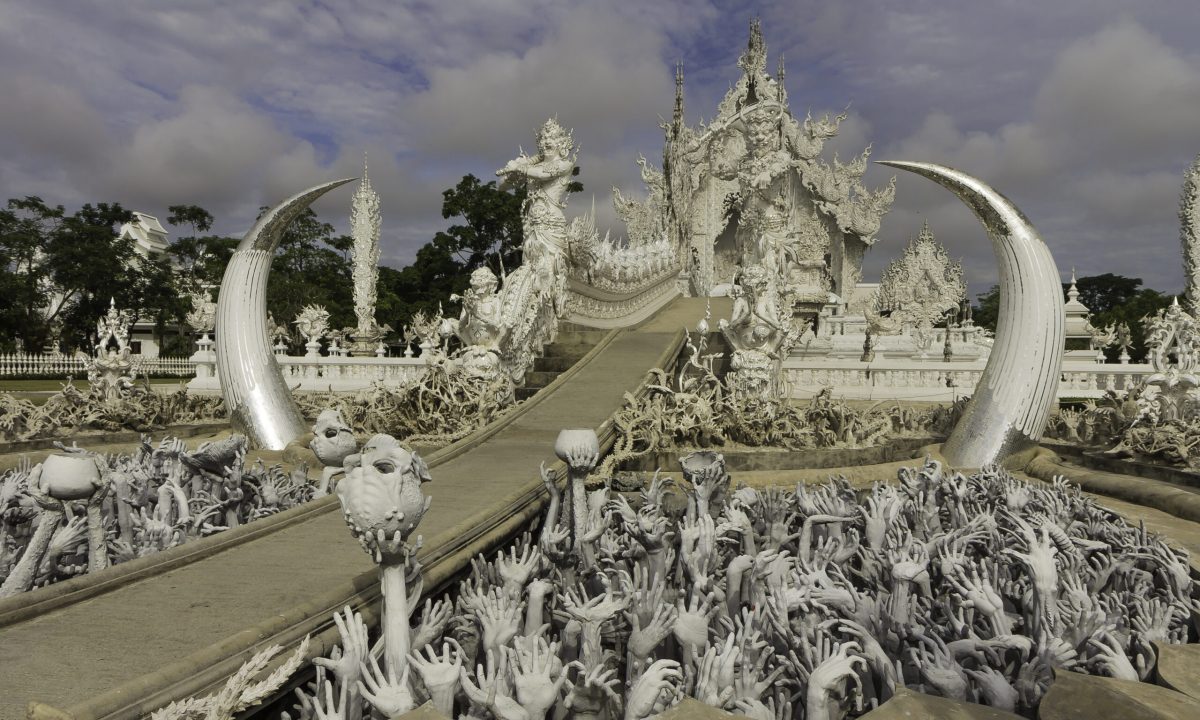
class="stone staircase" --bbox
[516,324,609,401]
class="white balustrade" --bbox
[783,357,1153,402]
[187,352,428,394]
[0,353,195,379]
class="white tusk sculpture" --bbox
[877,161,1064,468]
[216,179,356,450]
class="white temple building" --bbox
[118,211,170,259]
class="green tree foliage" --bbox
[972,274,1174,362]
[166,205,239,292]
[263,206,355,346]
[971,285,999,334]
[378,174,526,333]
[0,197,165,352]
[377,169,581,336]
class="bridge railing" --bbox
[564,264,683,329]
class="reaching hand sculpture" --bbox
[0,434,315,598]
[335,433,431,677]
[186,439,1198,720]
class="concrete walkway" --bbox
[0,298,713,720]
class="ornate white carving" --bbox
[719,266,802,401]
[185,289,217,335]
[662,20,895,300]
[1181,153,1200,315]
[1138,297,1200,422]
[82,298,138,399]
[293,304,330,358]
[872,221,966,354]
[491,117,579,383]
[348,156,386,356]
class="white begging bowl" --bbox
[679,451,724,481]
[41,454,100,500]
[554,428,599,463]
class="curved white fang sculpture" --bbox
[877,161,1064,467]
[216,179,356,450]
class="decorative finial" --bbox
[362,151,369,180]
[1067,268,1081,303]
[673,60,685,131]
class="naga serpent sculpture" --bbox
[878,161,1064,468]
[216,179,355,450]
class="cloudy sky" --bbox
[2,1,1199,296]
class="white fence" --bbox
[783,357,1153,402]
[0,353,196,378]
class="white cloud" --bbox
[0,1,1198,297]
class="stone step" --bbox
[515,386,540,401]
[553,329,609,346]
[523,370,559,387]
[543,343,595,358]
[534,355,578,372]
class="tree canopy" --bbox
[0,197,155,352]
[0,165,570,355]
[379,168,580,336]
[971,273,1174,362]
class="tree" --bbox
[378,169,582,337]
[971,285,999,334]
[0,197,63,351]
[44,203,149,352]
[264,207,354,346]
[973,274,1174,362]
[377,174,525,335]
[1066,273,1142,317]
[166,205,238,291]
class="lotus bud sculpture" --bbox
[0,453,111,598]
[335,433,431,676]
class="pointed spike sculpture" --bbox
[877,161,1064,468]
[216,179,356,449]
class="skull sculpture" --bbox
[336,434,431,565]
[310,409,358,468]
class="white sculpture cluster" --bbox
[570,155,678,293]
[1137,298,1200,423]
[0,433,316,598]
[1180,152,1200,316]
[185,289,217,339]
[294,304,332,358]
[720,266,801,401]
[417,117,588,399]
[204,435,1196,720]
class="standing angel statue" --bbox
[497,117,577,264]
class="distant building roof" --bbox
[118,212,169,258]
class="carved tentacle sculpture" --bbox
[215,179,355,450]
[878,161,1064,467]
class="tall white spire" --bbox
[350,152,382,338]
